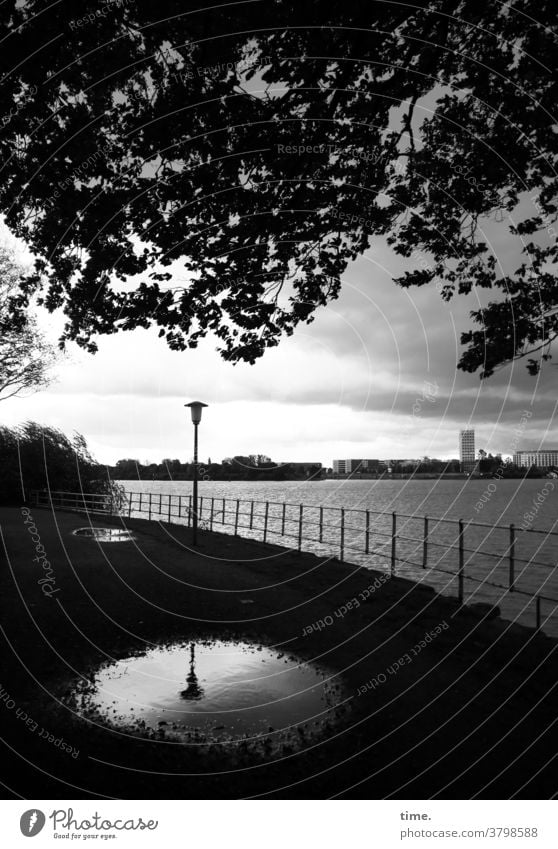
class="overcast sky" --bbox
[2,210,557,467]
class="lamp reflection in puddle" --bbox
[180,643,204,701]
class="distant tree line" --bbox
[388,458,462,475]
[339,456,548,478]
[110,455,323,481]
[476,452,548,478]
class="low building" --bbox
[332,459,381,474]
[513,449,558,468]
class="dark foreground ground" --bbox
[0,505,556,799]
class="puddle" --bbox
[68,639,347,751]
[73,527,135,542]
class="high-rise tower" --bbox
[459,429,476,473]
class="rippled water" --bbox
[116,479,558,635]
[70,639,346,750]
[117,477,558,529]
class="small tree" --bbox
[0,247,56,401]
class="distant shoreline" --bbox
[325,472,550,480]
[113,472,551,483]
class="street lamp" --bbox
[185,401,208,545]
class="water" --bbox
[69,639,346,753]
[116,477,558,529]
[115,479,558,635]
[74,527,135,542]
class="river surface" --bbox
[115,478,558,635]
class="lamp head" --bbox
[185,401,208,425]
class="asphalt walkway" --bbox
[1,506,556,799]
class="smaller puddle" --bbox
[68,639,348,754]
[73,527,135,542]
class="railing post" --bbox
[210,497,215,531]
[168,495,171,524]
[139,492,143,515]
[234,499,240,535]
[319,506,324,543]
[340,508,345,561]
[365,510,370,554]
[391,512,397,575]
[199,497,203,520]
[458,519,465,604]
[128,494,132,519]
[149,493,152,521]
[179,495,182,521]
[509,523,515,592]
[250,501,254,530]
[422,516,429,568]
[222,498,226,524]
[159,493,162,517]
[298,504,303,550]
[264,501,269,543]
[187,496,192,527]
[282,503,286,536]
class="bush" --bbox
[0,422,109,505]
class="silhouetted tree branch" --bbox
[0,0,556,375]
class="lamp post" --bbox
[185,401,208,545]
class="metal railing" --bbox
[30,489,117,514]
[30,489,558,634]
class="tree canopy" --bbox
[0,421,103,503]
[0,0,556,375]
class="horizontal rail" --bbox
[30,490,558,634]
[99,491,558,536]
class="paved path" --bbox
[0,506,556,799]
